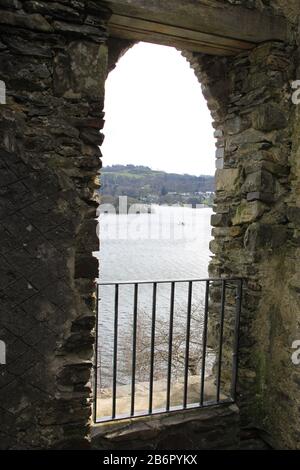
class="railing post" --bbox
[183,281,193,408]
[216,280,226,403]
[231,279,243,401]
[93,283,99,423]
[149,282,157,414]
[200,280,209,406]
[131,283,138,416]
[166,281,175,411]
[112,284,119,419]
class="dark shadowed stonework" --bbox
[0,0,300,450]
[184,41,300,449]
[92,404,240,450]
[0,0,110,449]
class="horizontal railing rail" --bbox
[98,277,243,286]
[94,277,242,423]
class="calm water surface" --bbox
[94,206,213,388]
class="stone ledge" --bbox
[92,403,240,450]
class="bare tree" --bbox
[119,300,214,383]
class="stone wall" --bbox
[0,0,111,449]
[184,38,300,449]
[1,0,300,451]
[101,27,300,450]
[92,404,240,450]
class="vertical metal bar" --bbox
[131,283,138,416]
[183,281,193,408]
[200,280,209,406]
[149,282,157,414]
[216,280,226,403]
[166,282,175,411]
[112,284,119,419]
[231,279,243,401]
[93,283,99,423]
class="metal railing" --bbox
[94,278,242,423]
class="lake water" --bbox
[94,206,213,389]
[97,205,212,282]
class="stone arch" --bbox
[104,40,218,173]
[103,35,298,449]
[0,0,299,451]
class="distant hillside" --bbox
[100,164,215,207]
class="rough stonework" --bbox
[0,0,300,451]
[92,404,240,450]
[0,0,111,449]
[184,40,300,449]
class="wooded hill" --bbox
[100,165,215,206]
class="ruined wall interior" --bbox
[0,0,110,449]
[186,41,299,449]
[92,403,241,450]
[0,0,300,451]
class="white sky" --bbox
[102,42,216,176]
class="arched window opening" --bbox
[99,42,215,282]
[94,42,239,423]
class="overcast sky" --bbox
[102,42,216,176]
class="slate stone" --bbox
[0,11,53,32]
[252,103,287,132]
[23,1,83,22]
[232,200,267,225]
[216,168,239,192]
[242,169,275,195]
[211,212,230,227]
[287,207,300,226]
[2,34,53,57]
[0,0,21,9]
[244,222,288,250]
[75,255,98,279]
